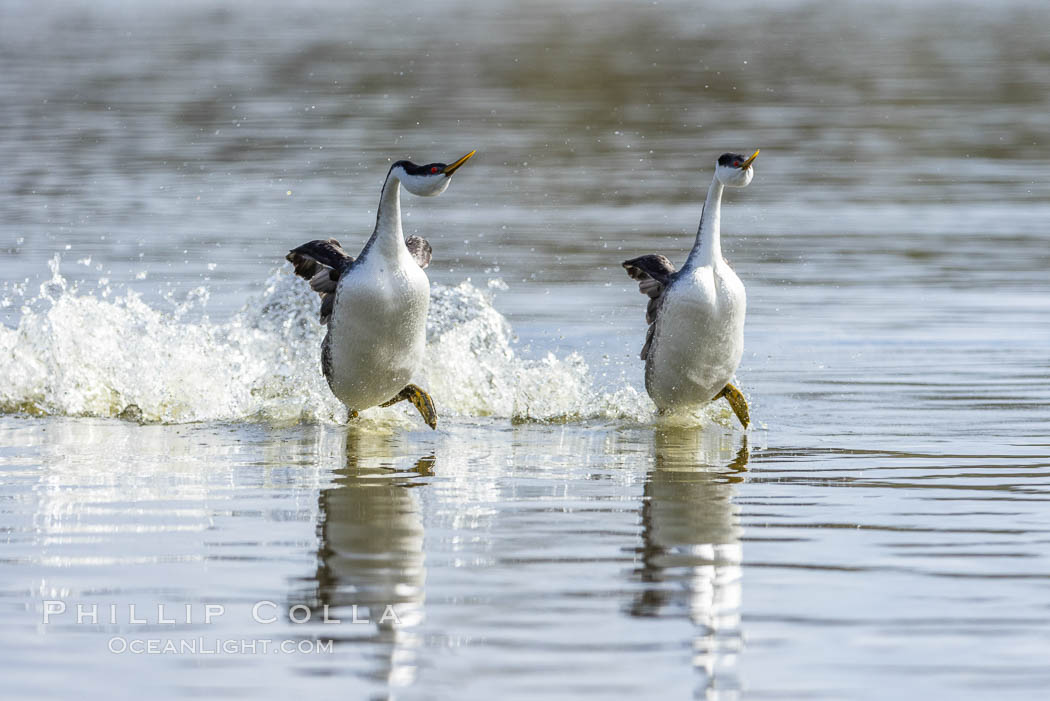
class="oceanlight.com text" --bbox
[107,637,335,655]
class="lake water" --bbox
[2,0,1049,698]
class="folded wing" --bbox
[405,236,432,269]
[286,238,355,325]
[622,254,677,360]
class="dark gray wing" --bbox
[286,238,355,325]
[405,236,432,269]
[622,254,677,360]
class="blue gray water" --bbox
[2,0,1050,698]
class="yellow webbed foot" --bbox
[381,384,438,430]
[715,383,750,429]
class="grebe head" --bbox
[393,150,476,196]
[714,150,759,187]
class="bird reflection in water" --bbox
[295,429,433,688]
[631,429,749,698]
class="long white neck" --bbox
[685,175,724,270]
[362,167,406,260]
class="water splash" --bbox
[423,281,652,423]
[0,258,671,425]
[0,256,342,423]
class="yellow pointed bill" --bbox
[443,150,477,175]
[740,149,760,169]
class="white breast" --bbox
[325,250,430,411]
[645,261,746,410]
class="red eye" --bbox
[733,160,741,167]
[430,166,439,174]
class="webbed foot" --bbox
[380,384,438,430]
[715,383,750,429]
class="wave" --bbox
[0,257,678,426]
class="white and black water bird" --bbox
[622,150,759,427]
[286,150,476,429]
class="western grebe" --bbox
[622,150,758,428]
[286,150,476,429]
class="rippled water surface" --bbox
[2,0,1049,698]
